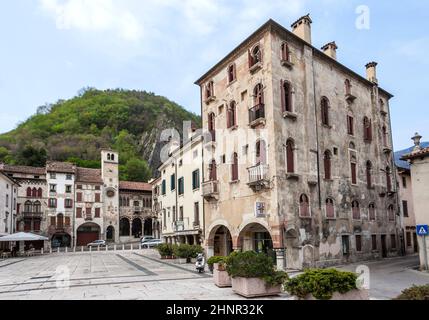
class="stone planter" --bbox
[161,255,174,260]
[213,263,231,288]
[231,277,281,298]
[178,258,187,264]
[300,289,369,300]
[191,258,197,264]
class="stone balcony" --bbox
[247,164,270,191]
[202,180,219,200]
[249,104,266,128]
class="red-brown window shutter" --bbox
[280,80,285,112]
[77,192,82,202]
[76,207,82,218]
[95,207,101,218]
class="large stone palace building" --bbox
[0,150,159,248]
[195,15,400,269]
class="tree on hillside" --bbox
[16,146,47,167]
[120,158,151,182]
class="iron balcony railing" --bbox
[249,103,265,124]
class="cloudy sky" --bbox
[0,0,428,150]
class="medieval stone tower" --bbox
[101,150,120,242]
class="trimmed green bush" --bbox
[395,285,429,300]
[207,256,227,267]
[226,251,288,286]
[284,268,358,300]
[156,243,174,257]
[190,245,204,258]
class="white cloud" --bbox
[39,0,143,41]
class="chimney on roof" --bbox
[412,132,423,152]
[365,62,378,84]
[321,41,338,60]
[291,14,312,44]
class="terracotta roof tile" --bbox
[76,168,102,184]
[0,164,45,175]
[46,161,76,174]
[401,147,429,161]
[119,181,152,192]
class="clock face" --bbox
[106,189,115,198]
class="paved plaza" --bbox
[0,251,426,300]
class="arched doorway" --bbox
[210,225,233,257]
[120,218,130,237]
[106,226,115,242]
[76,223,101,246]
[144,218,153,236]
[132,218,142,238]
[238,223,275,262]
[51,233,71,248]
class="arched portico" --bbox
[120,218,130,237]
[144,218,153,236]
[106,226,115,242]
[132,218,143,238]
[207,225,233,257]
[76,223,101,246]
[237,222,275,263]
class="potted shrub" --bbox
[394,285,429,300]
[173,244,191,264]
[207,256,226,274]
[156,243,174,259]
[212,257,231,288]
[226,251,288,298]
[284,268,369,300]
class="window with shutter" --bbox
[76,207,82,218]
[300,194,310,217]
[95,208,101,218]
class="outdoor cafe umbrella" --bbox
[0,232,48,242]
[0,232,49,254]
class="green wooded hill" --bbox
[0,88,201,181]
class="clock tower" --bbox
[101,150,120,243]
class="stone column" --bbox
[185,236,189,244]
[275,248,286,271]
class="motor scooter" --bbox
[195,253,205,273]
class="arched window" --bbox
[281,42,290,62]
[231,153,239,181]
[324,150,332,180]
[26,187,32,197]
[300,194,310,217]
[107,153,111,161]
[382,126,388,147]
[208,112,216,142]
[286,139,295,173]
[24,201,32,213]
[227,64,236,83]
[363,117,372,141]
[227,101,237,128]
[33,201,41,213]
[254,83,264,106]
[32,188,37,198]
[388,205,395,221]
[38,188,43,198]
[386,166,392,192]
[369,203,376,221]
[111,154,115,161]
[249,45,262,67]
[255,140,267,165]
[379,99,386,114]
[321,97,330,126]
[345,79,352,95]
[366,161,372,189]
[352,201,360,220]
[281,80,292,113]
[209,159,217,181]
[205,81,214,100]
[326,198,335,218]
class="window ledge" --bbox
[281,59,294,69]
[286,173,299,180]
[282,111,298,120]
[322,124,332,129]
[345,94,357,103]
[228,125,238,131]
[249,62,262,74]
[227,79,237,87]
[299,216,312,220]
[229,180,240,185]
[324,178,334,182]
[204,96,216,105]
[325,217,337,220]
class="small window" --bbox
[50,173,56,179]
[402,176,407,188]
[406,232,412,247]
[388,205,395,221]
[205,81,214,100]
[351,162,357,185]
[372,235,377,251]
[231,153,239,181]
[281,42,291,62]
[355,235,362,252]
[321,97,330,126]
[253,83,264,106]
[49,198,57,208]
[326,198,335,218]
[324,150,332,180]
[170,174,176,191]
[161,180,166,195]
[227,64,236,83]
[66,174,72,180]
[300,194,310,217]
[366,161,372,189]
[249,45,262,68]
[65,199,73,208]
[50,184,57,193]
[345,79,352,96]
[194,202,200,226]
[402,201,409,218]
[286,139,295,173]
[281,80,293,113]
[352,201,360,220]
[227,101,237,128]
[66,185,72,193]
[347,115,354,135]
[363,117,372,141]
[192,170,200,190]
[178,177,184,195]
[369,203,376,221]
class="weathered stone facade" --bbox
[196,16,399,269]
